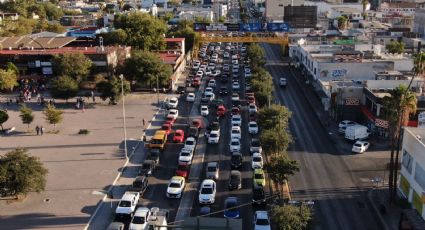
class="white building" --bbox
[177,10,214,22]
[265,0,305,22]
[399,127,425,220]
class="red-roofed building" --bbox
[0,46,131,76]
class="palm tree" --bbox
[385,52,423,203]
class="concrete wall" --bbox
[314,61,394,81]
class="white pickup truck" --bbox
[115,191,140,219]
[279,77,287,87]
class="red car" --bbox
[217,105,226,117]
[192,77,201,87]
[249,113,258,121]
[161,123,172,135]
[192,119,203,129]
[173,129,185,143]
[176,163,190,178]
[231,107,240,115]
[165,116,176,126]
[247,95,256,104]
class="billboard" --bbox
[266,23,290,32]
[193,23,210,31]
[240,23,262,32]
[224,23,240,31]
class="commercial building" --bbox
[414,8,425,39]
[265,0,305,22]
[399,127,425,221]
[284,6,318,28]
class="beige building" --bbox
[265,0,304,21]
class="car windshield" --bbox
[232,130,239,134]
[119,200,131,207]
[201,187,213,194]
[253,157,261,162]
[169,182,181,188]
[186,141,194,145]
[170,99,177,103]
[177,165,187,170]
[354,143,362,147]
[210,133,218,138]
[250,123,257,127]
[256,218,270,225]
[181,151,190,156]
[132,216,146,224]
[255,173,264,179]
[226,200,237,208]
[231,141,239,145]
[207,166,216,172]
[252,140,260,147]
[233,117,241,121]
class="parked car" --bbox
[253,211,271,230]
[186,93,195,102]
[208,130,220,144]
[200,105,209,116]
[248,103,258,113]
[178,147,194,165]
[167,97,178,109]
[338,120,357,133]
[166,176,185,199]
[173,129,185,143]
[184,137,197,152]
[129,207,150,230]
[206,162,219,180]
[176,163,190,178]
[252,184,266,206]
[279,77,287,87]
[230,126,242,140]
[139,160,156,176]
[352,141,370,153]
[131,176,149,194]
[228,170,242,190]
[231,115,242,127]
[229,138,241,152]
[199,179,216,204]
[167,109,179,120]
[224,197,240,218]
[253,169,266,187]
[231,152,243,169]
[250,138,263,154]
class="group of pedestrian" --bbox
[35,125,45,135]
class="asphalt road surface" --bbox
[262,43,381,230]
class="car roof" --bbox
[249,121,257,125]
[255,211,269,219]
[232,115,241,119]
[207,162,218,167]
[253,153,262,157]
[254,169,264,174]
[231,152,242,156]
[121,191,139,201]
[225,196,238,203]
[202,179,215,186]
[135,207,150,215]
[170,176,184,183]
[186,137,195,141]
[232,126,240,130]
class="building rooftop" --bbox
[0,36,76,49]
[0,46,118,55]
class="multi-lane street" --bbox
[263,43,381,230]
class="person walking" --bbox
[40,126,44,135]
[35,126,40,135]
[142,118,146,127]
[91,91,95,103]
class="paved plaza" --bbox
[0,93,166,230]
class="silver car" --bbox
[206,162,219,180]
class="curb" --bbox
[366,189,390,230]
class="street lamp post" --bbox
[119,74,128,161]
[156,75,160,107]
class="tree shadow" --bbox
[0,213,90,230]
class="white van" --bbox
[345,125,370,141]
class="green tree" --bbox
[123,50,173,88]
[336,16,348,30]
[52,53,92,83]
[260,128,292,156]
[0,110,9,131]
[0,69,18,91]
[0,148,48,198]
[266,155,299,186]
[162,12,174,22]
[0,17,37,36]
[386,41,405,54]
[258,104,292,130]
[250,68,274,107]
[247,43,266,69]
[168,26,197,52]
[19,105,34,129]
[42,2,63,20]
[43,104,63,130]
[6,62,19,75]
[114,12,168,51]
[50,75,79,102]
[362,0,369,19]
[98,29,128,46]
[218,16,225,23]
[96,76,130,104]
[271,204,312,230]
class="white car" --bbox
[186,93,195,102]
[208,80,217,88]
[207,63,216,70]
[166,176,185,198]
[231,115,242,127]
[205,93,215,101]
[224,52,230,58]
[248,121,258,134]
[208,130,220,144]
[167,109,179,120]
[184,137,197,152]
[129,207,150,230]
[210,70,221,77]
[231,93,240,102]
[167,97,178,109]
[201,105,209,116]
[338,120,357,133]
[230,126,241,139]
[196,70,204,77]
[115,191,140,218]
[352,141,370,153]
[248,104,258,113]
[253,211,271,230]
[252,153,263,169]
[204,87,214,96]
[199,64,207,72]
[245,72,252,78]
[232,81,240,90]
[279,77,287,87]
[199,179,216,204]
[229,138,241,152]
[178,147,194,165]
